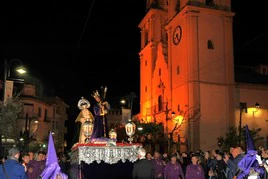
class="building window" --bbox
[38,107,42,117]
[208,40,214,49]
[177,65,180,75]
[53,107,56,118]
[145,86,147,92]
[44,109,47,121]
[261,66,268,75]
[206,0,215,6]
[159,68,161,76]
[145,60,147,66]
[52,121,56,130]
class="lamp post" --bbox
[120,92,137,119]
[252,102,260,129]
[165,108,175,134]
[1,59,26,155]
[21,113,39,151]
[238,102,260,146]
[164,106,175,152]
[2,59,26,104]
[239,102,247,146]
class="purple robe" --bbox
[91,103,110,138]
[34,160,46,177]
[237,150,265,179]
[27,160,37,179]
[40,132,68,179]
[152,158,165,178]
[185,163,205,179]
[40,162,68,179]
[164,161,185,179]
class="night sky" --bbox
[3,1,146,110]
[2,1,268,145]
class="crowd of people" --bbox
[1,144,268,179]
[0,149,72,179]
[132,145,268,179]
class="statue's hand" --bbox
[80,118,85,123]
[102,101,108,105]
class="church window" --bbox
[159,68,161,76]
[175,1,180,11]
[145,30,149,45]
[158,95,163,111]
[166,32,168,42]
[208,40,214,49]
[177,65,180,74]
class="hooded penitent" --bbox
[39,131,68,179]
[237,125,264,179]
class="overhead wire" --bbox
[235,29,268,52]
[77,0,96,49]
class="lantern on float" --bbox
[109,129,117,141]
[125,119,136,143]
[83,118,93,143]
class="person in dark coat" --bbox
[0,147,27,179]
[132,147,154,179]
[225,146,244,179]
[152,151,165,179]
[58,153,70,175]
[209,150,228,179]
[181,152,192,176]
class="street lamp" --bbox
[165,109,175,134]
[252,102,260,117]
[120,92,137,119]
[165,108,175,152]
[255,102,260,112]
[2,59,26,104]
[0,59,26,155]
[239,102,247,146]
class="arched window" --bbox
[158,95,163,111]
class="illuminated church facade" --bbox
[138,0,268,151]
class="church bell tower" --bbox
[139,0,235,151]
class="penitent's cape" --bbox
[237,125,265,179]
[39,132,68,179]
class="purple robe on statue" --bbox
[91,102,110,138]
[185,163,205,179]
[164,161,185,179]
[152,158,165,178]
